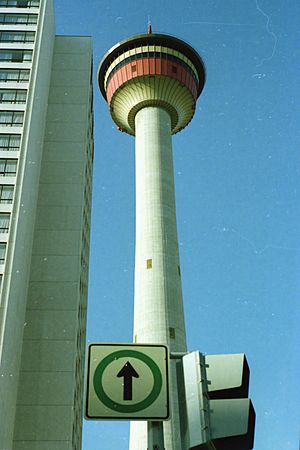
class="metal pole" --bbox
[147,421,165,450]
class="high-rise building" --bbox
[0,1,93,449]
[98,32,205,449]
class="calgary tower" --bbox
[98,28,205,449]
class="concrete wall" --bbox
[12,35,93,450]
[0,1,55,446]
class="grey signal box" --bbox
[182,352,255,450]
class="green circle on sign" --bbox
[93,349,163,413]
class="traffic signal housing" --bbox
[182,352,255,450]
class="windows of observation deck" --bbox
[0,69,30,83]
[0,134,21,150]
[0,14,38,24]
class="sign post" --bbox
[147,421,165,450]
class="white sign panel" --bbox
[85,343,170,420]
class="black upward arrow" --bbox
[117,361,139,401]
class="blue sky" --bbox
[55,1,300,449]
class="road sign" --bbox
[85,343,170,420]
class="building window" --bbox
[0,185,14,203]
[172,65,177,73]
[0,214,10,233]
[0,69,30,83]
[0,0,39,6]
[146,258,152,269]
[0,31,35,43]
[0,243,6,264]
[0,90,27,104]
[0,159,17,176]
[0,134,21,150]
[0,50,32,63]
[0,14,38,25]
[169,327,176,339]
[131,64,137,72]
[0,111,23,126]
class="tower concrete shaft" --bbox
[98,32,205,449]
[134,106,186,349]
[131,106,186,449]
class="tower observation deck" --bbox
[98,32,205,450]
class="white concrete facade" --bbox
[0,2,93,449]
[130,107,186,450]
